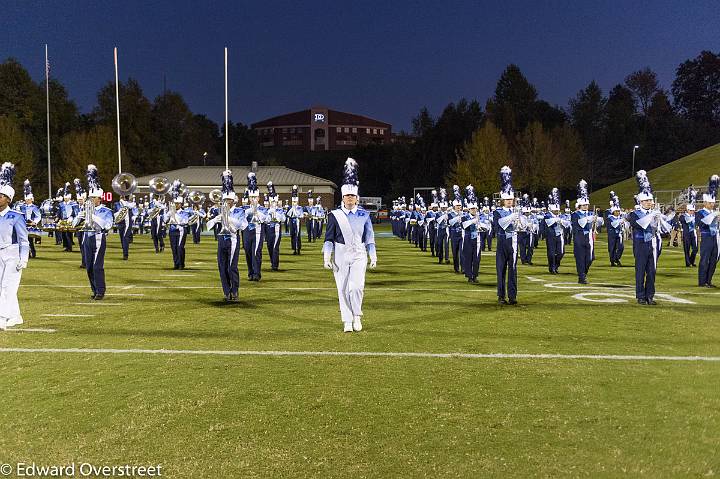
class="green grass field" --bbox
[590,142,720,207]
[1,226,719,478]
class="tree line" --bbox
[1,50,719,201]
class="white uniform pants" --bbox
[332,254,367,324]
[0,245,23,328]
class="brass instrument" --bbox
[187,190,206,225]
[148,176,170,220]
[218,199,237,235]
[112,172,138,224]
[40,199,57,232]
[209,188,222,205]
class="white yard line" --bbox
[73,302,124,306]
[4,328,56,333]
[0,347,718,362]
[18,284,719,295]
[40,314,95,318]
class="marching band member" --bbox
[562,200,572,246]
[164,181,191,270]
[696,175,719,288]
[323,158,377,333]
[448,186,464,273]
[416,194,428,252]
[461,185,486,283]
[74,179,87,267]
[75,165,113,301]
[191,201,206,244]
[0,163,29,330]
[59,182,76,251]
[427,191,438,257]
[304,191,316,242]
[435,189,450,264]
[544,188,567,274]
[243,173,267,281]
[627,170,661,305]
[314,196,326,239]
[53,188,63,245]
[518,194,535,265]
[480,197,492,252]
[114,193,136,260]
[571,180,595,284]
[286,185,303,255]
[265,181,285,271]
[18,180,41,259]
[206,170,248,301]
[680,188,698,267]
[493,166,518,305]
[208,196,221,241]
[149,193,166,253]
[607,192,625,267]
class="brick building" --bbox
[251,106,391,151]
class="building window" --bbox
[380,129,384,135]
[336,127,342,133]
[352,127,357,133]
[373,129,377,134]
[289,128,295,133]
[366,128,370,134]
[343,127,349,133]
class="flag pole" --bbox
[45,44,52,198]
[224,47,229,171]
[114,47,122,174]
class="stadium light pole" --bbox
[632,145,639,177]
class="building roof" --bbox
[135,166,337,190]
[252,108,391,129]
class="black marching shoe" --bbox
[637,299,647,305]
[646,298,657,305]
[616,261,622,267]
[94,294,104,301]
[508,298,518,305]
[498,297,507,305]
[578,279,588,285]
[91,294,96,300]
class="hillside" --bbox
[590,143,720,207]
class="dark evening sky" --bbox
[3,0,718,131]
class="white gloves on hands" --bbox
[369,259,377,269]
[16,261,27,271]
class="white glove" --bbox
[369,259,377,269]
[324,260,334,270]
[16,261,27,271]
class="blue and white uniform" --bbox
[680,209,698,267]
[164,201,191,269]
[82,204,113,298]
[286,199,304,255]
[323,205,377,327]
[265,203,286,271]
[0,204,29,329]
[696,207,719,286]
